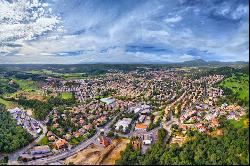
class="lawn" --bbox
[219,73,249,104]
[60,92,73,100]
[37,136,49,146]
[0,98,16,109]
[14,79,39,92]
[69,133,90,145]
[69,138,79,145]
[229,116,249,129]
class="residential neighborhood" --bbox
[2,67,248,165]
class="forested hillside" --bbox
[116,117,249,165]
[0,104,33,153]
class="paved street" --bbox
[20,112,122,165]
[26,129,101,165]
[8,121,47,165]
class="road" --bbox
[22,111,123,165]
[26,128,101,165]
[8,121,47,165]
[165,90,187,114]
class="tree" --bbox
[0,109,33,153]
[107,131,114,138]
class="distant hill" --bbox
[181,59,207,66]
[180,59,248,67]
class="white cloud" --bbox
[40,52,56,56]
[231,4,248,20]
[0,0,61,54]
[164,16,182,23]
[0,0,248,63]
[179,54,194,61]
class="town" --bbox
[2,66,246,165]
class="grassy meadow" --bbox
[219,73,249,105]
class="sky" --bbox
[0,0,249,64]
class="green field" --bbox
[28,70,86,80]
[37,136,49,146]
[69,133,90,145]
[2,78,43,100]
[219,73,249,104]
[0,98,16,109]
[229,116,249,129]
[60,92,73,100]
[14,79,39,92]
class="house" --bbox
[115,118,132,132]
[227,114,237,120]
[74,131,81,138]
[134,107,142,114]
[31,145,50,155]
[8,107,21,114]
[142,134,152,145]
[135,124,147,131]
[198,126,206,132]
[54,139,67,149]
[47,131,53,137]
[195,124,206,132]
[83,124,93,130]
[179,124,188,131]
[100,98,116,106]
[79,119,85,125]
[141,104,151,110]
[53,123,59,128]
[141,109,151,115]
[20,154,33,161]
[138,115,146,123]
[98,136,110,147]
[210,118,219,128]
[36,128,42,134]
[48,136,56,141]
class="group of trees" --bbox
[17,95,76,120]
[0,104,33,153]
[116,128,167,165]
[0,80,19,94]
[116,118,249,165]
[159,119,249,165]
[147,114,161,131]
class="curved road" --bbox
[26,128,101,165]
[8,121,47,165]
[22,112,122,165]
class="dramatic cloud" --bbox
[0,0,248,64]
[0,0,60,54]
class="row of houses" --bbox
[8,107,42,137]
